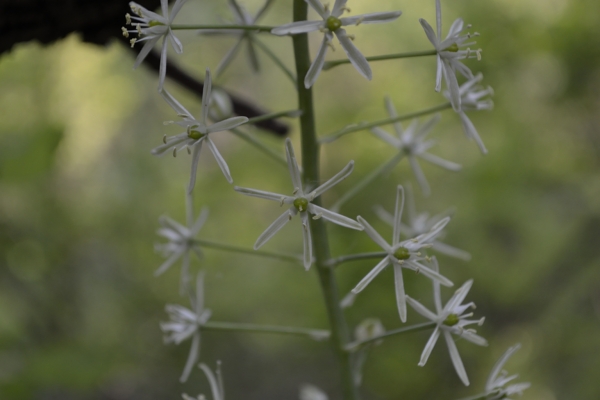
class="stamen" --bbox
[355,17,364,26]
[172,148,177,157]
[292,187,299,195]
[163,134,167,144]
[125,13,132,25]
[186,147,191,155]
[312,213,323,220]
[288,212,293,221]
[347,34,356,41]
[136,24,142,35]
[121,27,129,38]
[478,317,485,326]
[303,222,308,230]
[129,38,137,48]
[342,6,351,13]
[279,197,285,207]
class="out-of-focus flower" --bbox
[485,344,530,399]
[272,0,402,88]
[299,384,329,400]
[406,258,487,386]
[352,185,453,322]
[371,97,461,195]
[151,69,248,192]
[374,183,470,260]
[235,138,363,270]
[419,0,481,111]
[161,272,212,383]
[125,0,188,90]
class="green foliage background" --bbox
[1,0,599,399]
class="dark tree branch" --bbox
[0,0,289,136]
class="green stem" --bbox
[326,252,388,267]
[202,321,330,340]
[322,50,437,71]
[171,24,275,32]
[320,102,452,143]
[253,38,298,85]
[230,127,288,167]
[292,1,359,399]
[331,153,404,212]
[193,239,301,263]
[345,322,436,351]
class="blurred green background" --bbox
[1,0,599,399]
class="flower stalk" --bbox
[322,49,437,71]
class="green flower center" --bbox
[444,43,459,52]
[326,16,342,32]
[149,20,165,27]
[393,247,410,260]
[188,129,205,140]
[443,313,460,326]
[293,197,309,212]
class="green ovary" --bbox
[293,197,309,212]
[443,313,459,326]
[188,130,205,140]
[393,247,410,260]
[149,20,165,27]
[326,16,342,32]
[444,43,459,52]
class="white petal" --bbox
[168,31,183,54]
[435,0,442,39]
[158,37,169,90]
[195,270,205,313]
[254,209,296,249]
[304,32,332,89]
[191,208,209,235]
[430,257,443,314]
[370,127,400,147]
[444,279,474,314]
[442,60,461,111]
[201,68,212,124]
[392,185,405,246]
[179,332,201,383]
[435,55,443,92]
[419,152,462,171]
[133,36,161,69]
[444,330,469,386]
[458,112,488,154]
[206,137,232,183]
[160,215,190,236]
[160,0,168,17]
[179,251,190,294]
[188,139,203,193]
[409,156,431,197]
[308,203,362,230]
[155,248,184,276]
[405,296,438,321]
[416,216,450,244]
[373,205,394,226]
[306,0,327,19]
[405,260,454,287]
[285,138,303,192]
[340,11,402,25]
[151,134,189,156]
[419,18,439,48]
[301,212,313,270]
[171,0,188,21]
[432,241,471,261]
[332,0,348,17]
[309,160,354,199]
[351,255,390,293]
[199,363,223,400]
[160,89,193,119]
[215,37,244,77]
[447,18,464,38]
[335,29,371,80]
[234,186,289,202]
[271,20,323,35]
[458,330,488,347]
[357,216,392,252]
[393,262,407,322]
[207,116,249,133]
[418,326,440,366]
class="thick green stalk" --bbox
[291,1,359,399]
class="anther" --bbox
[312,213,323,220]
[163,134,167,144]
[303,223,307,230]
[288,213,293,221]
[172,148,177,157]
[136,24,142,35]
[121,27,129,38]
[292,187,299,195]
[355,17,364,26]
[186,147,191,155]
[347,34,356,41]
[129,38,136,48]
[125,13,132,25]
[279,197,285,207]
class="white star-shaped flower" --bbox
[151,68,249,193]
[374,183,470,260]
[271,0,402,88]
[419,0,481,111]
[351,185,453,322]
[406,258,487,386]
[485,344,531,399]
[155,191,208,291]
[371,96,461,196]
[299,384,329,400]
[445,73,494,154]
[235,138,363,270]
[161,272,212,383]
[126,0,188,90]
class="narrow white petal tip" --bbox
[418,361,426,367]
